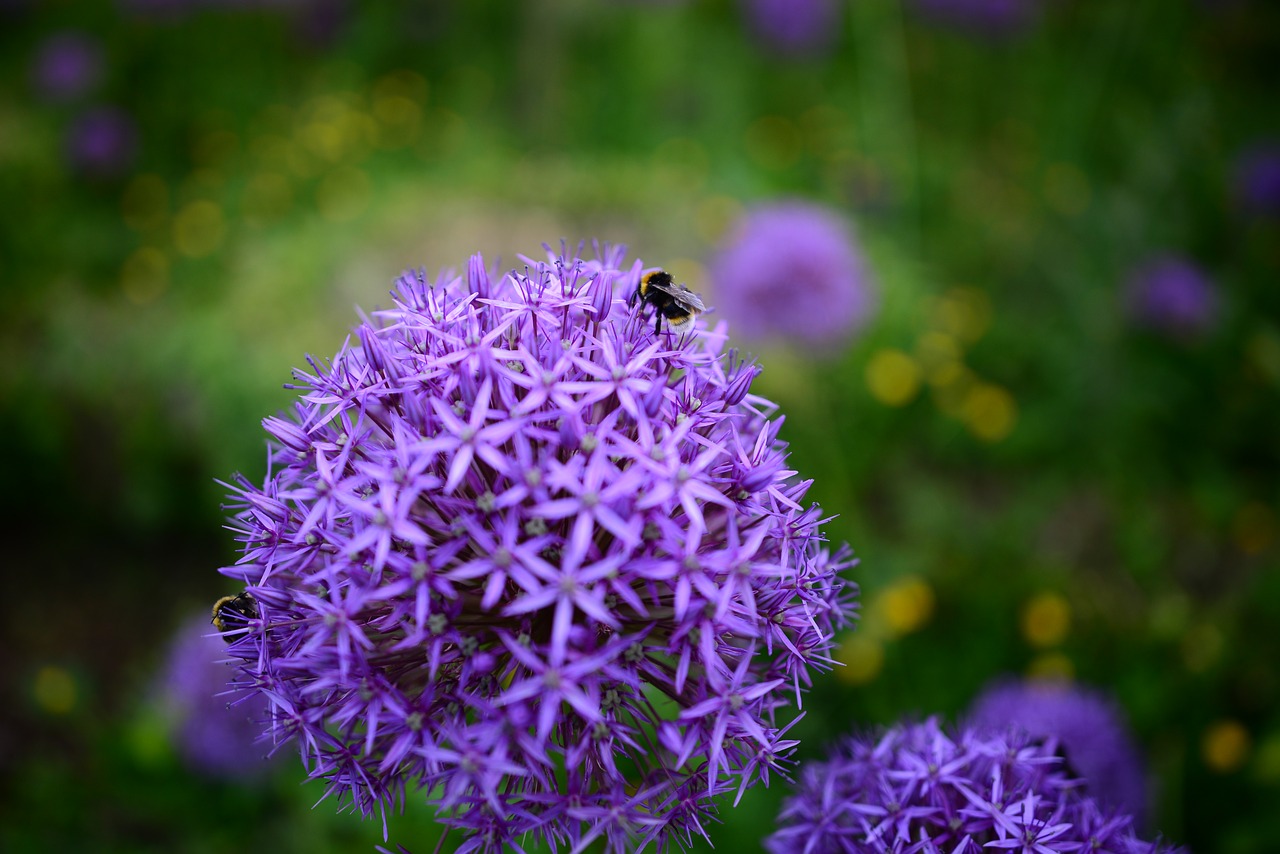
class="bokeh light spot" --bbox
[1020,591,1070,647]
[963,383,1017,442]
[929,361,976,416]
[1232,502,1275,555]
[34,666,76,715]
[917,331,963,378]
[877,575,936,637]
[933,287,992,344]
[173,200,226,258]
[835,634,884,685]
[1202,720,1251,774]
[316,167,371,222]
[121,247,169,304]
[866,348,921,406]
[121,173,169,231]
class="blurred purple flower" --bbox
[1124,255,1219,337]
[158,613,273,779]
[216,244,858,851]
[30,32,103,102]
[1233,144,1280,217]
[709,201,874,352]
[743,0,838,56]
[967,679,1149,826]
[911,0,1040,37]
[66,106,137,178]
[768,717,1185,854]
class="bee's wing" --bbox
[676,286,706,312]
[649,280,707,310]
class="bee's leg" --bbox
[655,314,662,335]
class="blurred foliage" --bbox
[2,0,1279,852]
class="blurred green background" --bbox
[2,0,1278,851]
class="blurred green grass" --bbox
[2,1,1278,851]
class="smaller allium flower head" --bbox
[1232,143,1280,218]
[217,244,857,851]
[156,613,273,779]
[66,106,137,178]
[967,678,1148,826]
[768,717,1186,854]
[742,0,839,56]
[709,201,874,352]
[30,32,103,102]
[1124,254,1219,338]
[910,0,1040,37]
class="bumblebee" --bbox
[211,592,258,642]
[629,269,706,335]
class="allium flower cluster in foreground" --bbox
[217,245,856,851]
[967,679,1148,826]
[768,718,1184,854]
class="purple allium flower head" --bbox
[66,106,137,178]
[709,202,874,352]
[768,717,1185,854]
[1124,254,1219,338]
[742,0,839,56]
[30,32,104,102]
[1232,144,1280,217]
[216,244,857,851]
[157,613,274,779]
[967,679,1149,827]
[911,0,1040,37]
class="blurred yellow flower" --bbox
[866,348,921,406]
[876,575,936,637]
[835,634,884,685]
[963,382,1017,442]
[1020,591,1070,647]
[931,287,991,344]
[1202,720,1251,774]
